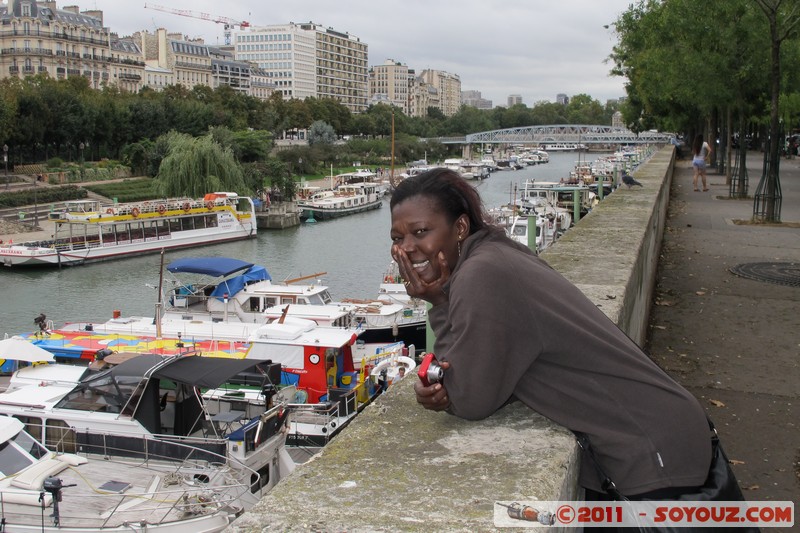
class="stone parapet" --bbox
[229,146,675,532]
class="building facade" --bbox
[369,59,409,115]
[462,90,492,110]
[0,1,117,88]
[507,94,523,107]
[234,22,367,112]
[420,69,461,117]
[0,1,273,99]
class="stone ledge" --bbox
[231,379,579,533]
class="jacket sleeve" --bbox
[430,249,544,420]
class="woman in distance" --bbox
[692,134,713,192]
[390,167,725,503]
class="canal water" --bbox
[0,152,614,337]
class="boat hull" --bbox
[1,231,255,268]
[0,194,256,268]
[299,200,382,221]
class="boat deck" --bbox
[0,454,243,530]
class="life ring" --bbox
[205,201,214,210]
[182,202,191,212]
[131,207,140,218]
[105,208,114,215]
[157,204,166,215]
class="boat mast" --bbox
[155,248,165,338]
[390,111,395,183]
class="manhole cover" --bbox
[729,262,800,287]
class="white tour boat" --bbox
[0,192,256,268]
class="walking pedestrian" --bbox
[692,134,712,192]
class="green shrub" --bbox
[46,157,64,169]
[0,185,87,208]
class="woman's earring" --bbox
[457,238,462,257]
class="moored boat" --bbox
[0,193,256,268]
[0,353,294,504]
[297,181,382,221]
[0,415,252,533]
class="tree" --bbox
[154,132,248,197]
[752,0,800,221]
[308,120,336,145]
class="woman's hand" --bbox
[413,360,451,411]
[391,245,451,306]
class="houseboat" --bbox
[297,181,382,221]
[0,192,256,268]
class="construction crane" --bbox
[144,3,250,45]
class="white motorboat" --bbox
[0,354,294,504]
[0,411,259,532]
[507,213,563,253]
[0,193,257,268]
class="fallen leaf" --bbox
[653,325,667,330]
[708,399,726,408]
[729,459,746,465]
[656,300,674,306]
[696,291,706,296]
[744,485,760,491]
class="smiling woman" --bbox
[390,168,744,512]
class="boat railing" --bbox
[34,424,259,511]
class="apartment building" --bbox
[1,1,272,99]
[462,90,492,110]
[420,69,461,117]
[0,0,118,88]
[234,22,368,112]
[507,94,523,107]
[369,59,409,115]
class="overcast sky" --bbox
[89,0,633,107]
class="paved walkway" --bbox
[647,152,800,505]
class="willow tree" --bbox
[154,131,248,198]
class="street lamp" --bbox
[79,142,85,180]
[32,171,38,226]
[3,144,8,190]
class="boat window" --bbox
[205,215,218,228]
[264,296,278,307]
[11,428,48,460]
[0,439,35,476]
[55,373,137,414]
[43,419,75,453]
[12,415,42,442]
[130,222,144,241]
[512,224,526,236]
[248,296,261,312]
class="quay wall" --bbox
[228,146,676,533]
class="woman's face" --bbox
[390,195,464,284]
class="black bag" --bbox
[575,420,758,532]
[576,428,745,502]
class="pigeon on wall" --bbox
[622,173,643,188]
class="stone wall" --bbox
[228,146,676,532]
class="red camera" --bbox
[417,352,443,387]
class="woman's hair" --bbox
[692,134,704,156]
[390,167,488,234]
